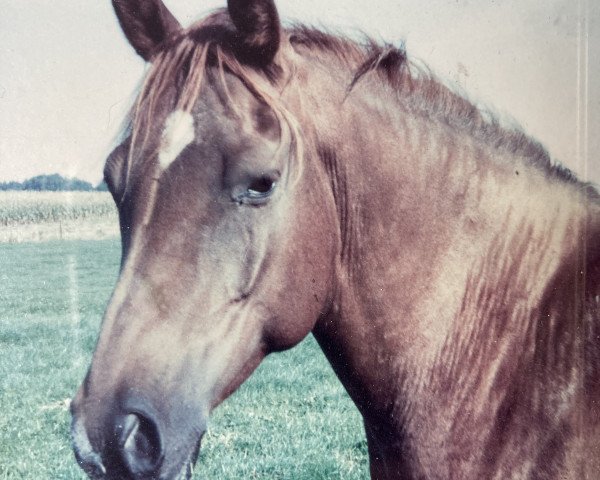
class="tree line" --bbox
[0,174,107,192]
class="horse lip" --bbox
[166,448,199,480]
[175,434,203,480]
[77,453,106,480]
[71,416,107,479]
[148,429,202,480]
[191,435,203,467]
[174,461,194,480]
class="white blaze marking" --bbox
[158,110,195,169]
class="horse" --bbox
[70,1,600,478]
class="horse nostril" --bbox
[116,412,164,476]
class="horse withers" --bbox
[71,1,600,478]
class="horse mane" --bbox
[129,10,599,200]
[288,25,600,199]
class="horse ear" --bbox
[227,0,281,65]
[112,0,181,61]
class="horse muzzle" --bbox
[71,395,203,480]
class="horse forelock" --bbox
[121,10,304,190]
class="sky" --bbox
[0,0,598,184]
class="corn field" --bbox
[0,191,116,225]
[0,192,119,243]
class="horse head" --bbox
[71,1,337,478]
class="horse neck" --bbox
[292,53,600,471]
[295,57,596,326]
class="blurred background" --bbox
[1,0,598,184]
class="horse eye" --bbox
[246,176,275,198]
[231,173,279,205]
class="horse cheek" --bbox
[264,184,337,351]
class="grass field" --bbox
[0,239,368,479]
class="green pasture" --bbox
[0,239,368,479]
